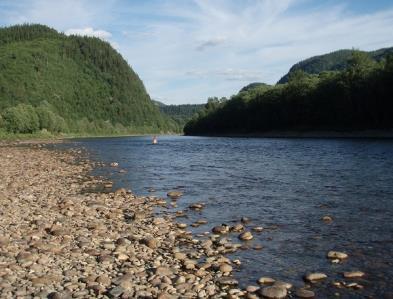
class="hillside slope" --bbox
[278,47,393,84]
[0,24,176,134]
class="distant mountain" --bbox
[278,47,393,83]
[0,24,176,135]
[153,101,204,128]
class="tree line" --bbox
[184,51,393,135]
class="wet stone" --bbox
[259,286,287,299]
[295,288,315,298]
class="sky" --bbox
[0,0,393,104]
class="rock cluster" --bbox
[0,145,242,298]
[0,143,368,298]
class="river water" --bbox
[59,136,393,298]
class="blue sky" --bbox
[1,0,393,104]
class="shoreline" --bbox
[0,142,250,298]
[186,129,393,139]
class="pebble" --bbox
[167,191,183,199]
[258,277,276,285]
[219,263,233,273]
[259,286,287,299]
[142,237,158,249]
[295,288,315,298]
[305,272,327,282]
[241,217,251,224]
[252,226,264,232]
[327,251,348,260]
[231,223,244,232]
[239,231,254,241]
[212,225,229,234]
[155,267,173,276]
[246,285,260,293]
[273,281,292,289]
[217,277,239,285]
[343,271,365,278]
[0,145,248,299]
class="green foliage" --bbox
[278,47,393,83]
[184,51,393,135]
[239,82,270,93]
[0,24,177,136]
[155,102,205,129]
[36,102,67,133]
[2,103,39,133]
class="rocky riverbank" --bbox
[0,142,253,298]
[0,141,369,299]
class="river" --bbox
[59,136,393,298]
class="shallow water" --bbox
[59,136,393,298]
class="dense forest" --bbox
[278,47,393,83]
[184,50,393,135]
[0,24,178,136]
[153,100,204,128]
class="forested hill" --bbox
[152,100,204,128]
[184,50,393,135]
[278,47,393,84]
[0,24,177,135]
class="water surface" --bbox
[59,136,393,298]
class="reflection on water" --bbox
[59,136,393,298]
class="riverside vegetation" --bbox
[0,24,179,137]
[184,50,393,135]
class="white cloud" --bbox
[186,68,263,81]
[65,27,112,40]
[1,0,393,104]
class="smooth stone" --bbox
[189,203,204,210]
[260,286,287,299]
[174,252,187,260]
[167,191,183,199]
[196,219,208,225]
[96,274,111,286]
[219,263,233,273]
[212,225,229,234]
[343,271,365,278]
[231,223,244,232]
[327,251,348,259]
[217,277,238,285]
[155,267,173,276]
[177,223,187,229]
[246,285,260,293]
[322,215,333,222]
[273,281,292,289]
[109,286,124,297]
[258,277,276,285]
[114,188,127,196]
[239,231,253,241]
[241,217,251,224]
[305,272,327,282]
[295,288,315,298]
[252,226,264,232]
[0,235,10,246]
[142,237,158,249]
